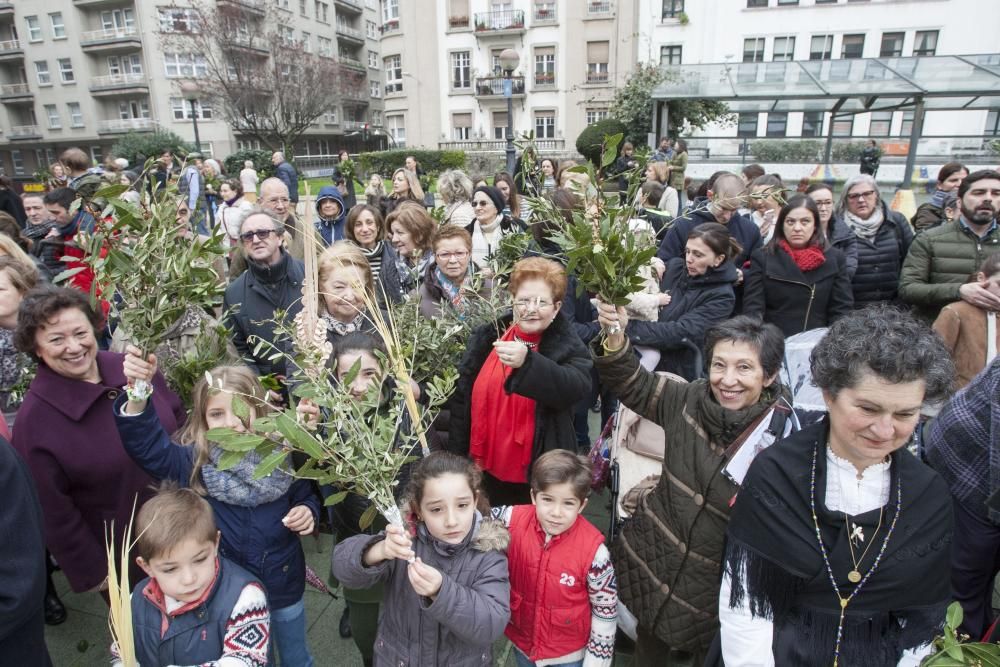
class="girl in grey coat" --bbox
[332,452,511,666]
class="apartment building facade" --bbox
[637,0,1000,150]
[0,0,383,178]
[378,0,637,151]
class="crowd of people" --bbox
[0,140,998,667]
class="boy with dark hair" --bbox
[111,486,270,667]
[492,450,618,667]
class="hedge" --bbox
[357,149,465,178]
[831,141,867,163]
[110,130,193,170]
[223,149,276,179]
[749,140,823,162]
[575,118,628,166]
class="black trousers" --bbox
[951,497,1000,640]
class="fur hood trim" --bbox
[473,517,510,553]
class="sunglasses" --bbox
[240,228,278,242]
[472,200,493,208]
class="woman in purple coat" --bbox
[11,287,185,597]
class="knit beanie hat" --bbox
[472,185,505,213]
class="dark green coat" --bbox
[898,219,1000,322]
[594,340,785,654]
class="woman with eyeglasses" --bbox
[449,256,592,506]
[743,195,854,337]
[835,174,913,308]
[469,185,528,267]
[344,204,403,305]
[806,183,858,279]
[417,225,491,320]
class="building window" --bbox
[25,16,42,42]
[985,109,1000,136]
[747,0,768,7]
[777,0,799,4]
[368,50,378,68]
[323,108,338,124]
[371,110,381,126]
[44,105,61,129]
[108,54,143,76]
[68,102,83,127]
[586,41,609,83]
[158,8,199,33]
[765,112,787,137]
[163,53,207,78]
[772,36,795,61]
[743,38,765,63]
[913,30,938,56]
[10,151,24,176]
[384,55,402,93]
[586,108,609,124]
[841,34,865,59]
[119,99,151,120]
[170,97,212,120]
[49,13,66,39]
[534,47,555,86]
[660,45,682,66]
[832,115,854,136]
[815,0,837,3]
[34,61,51,85]
[383,0,399,23]
[899,110,914,136]
[801,111,823,137]
[492,111,508,139]
[879,32,904,58]
[101,8,135,32]
[317,36,332,57]
[315,1,329,23]
[869,111,892,136]
[452,112,472,141]
[810,35,833,60]
[58,58,74,83]
[366,20,378,38]
[386,114,405,146]
[662,0,684,19]
[535,110,555,139]
[737,112,758,137]
[370,80,381,97]
[451,51,471,89]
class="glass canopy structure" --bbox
[651,54,1000,186]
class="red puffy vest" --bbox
[505,504,606,661]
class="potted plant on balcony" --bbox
[449,15,468,28]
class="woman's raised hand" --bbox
[595,298,629,351]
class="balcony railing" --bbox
[0,83,31,96]
[474,10,525,33]
[586,69,609,84]
[90,73,147,88]
[381,18,399,34]
[80,27,139,44]
[333,0,363,12]
[475,75,525,97]
[448,15,470,29]
[339,56,364,70]
[335,23,364,41]
[97,118,156,133]
[438,138,565,151]
[588,0,613,14]
[0,40,22,54]
[217,0,266,12]
[533,3,557,22]
[10,125,41,138]
[343,120,366,130]
[534,72,555,86]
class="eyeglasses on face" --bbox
[514,297,554,311]
[847,190,876,201]
[436,251,469,262]
[472,199,493,208]
[240,228,278,242]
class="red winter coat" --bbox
[505,504,604,661]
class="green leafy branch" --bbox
[922,602,1000,666]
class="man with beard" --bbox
[900,169,1000,322]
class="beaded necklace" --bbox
[810,445,902,667]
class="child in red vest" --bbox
[492,450,618,667]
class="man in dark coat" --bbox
[272,151,299,205]
[0,437,52,666]
[223,209,304,401]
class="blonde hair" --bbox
[647,162,670,184]
[0,255,37,295]
[175,365,270,494]
[392,168,425,201]
[0,234,39,275]
[317,241,375,309]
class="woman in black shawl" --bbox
[720,305,955,666]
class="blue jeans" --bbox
[513,646,583,667]
[271,598,314,667]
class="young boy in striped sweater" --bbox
[492,450,618,667]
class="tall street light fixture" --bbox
[180,80,201,151]
[499,48,519,173]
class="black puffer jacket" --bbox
[845,202,913,307]
[223,250,304,378]
[742,245,854,337]
[626,258,736,370]
[827,215,859,279]
[448,312,593,478]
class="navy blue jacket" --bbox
[846,201,913,308]
[133,557,262,667]
[656,208,761,269]
[114,396,319,609]
[314,185,347,246]
[275,161,299,203]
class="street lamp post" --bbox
[180,80,201,151]
[499,48,519,174]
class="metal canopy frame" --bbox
[650,54,1000,188]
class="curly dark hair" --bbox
[704,315,785,379]
[14,286,103,361]
[809,305,954,402]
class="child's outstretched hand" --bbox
[382,523,415,562]
[282,505,314,535]
[123,344,157,384]
[407,557,443,599]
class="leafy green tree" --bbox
[110,130,192,168]
[610,63,731,145]
[575,119,627,166]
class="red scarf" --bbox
[468,324,542,483]
[779,239,826,272]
